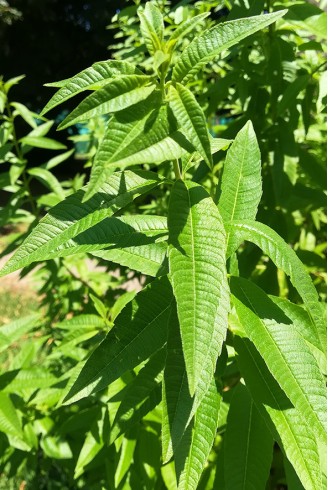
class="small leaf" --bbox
[0,170,162,277]
[224,383,273,489]
[218,121,261,255]
[138,2,164,55]
[58,75,156,129]
[11,102,37,128]
[41,60,143,115]
[28,167,66,200]
[172,10,287,82]
[231,277,326,443]
[168,180,229,395]
[20,136,66,150]
[169,83,212,168]
[168,13,210,50]
[63,277,173,404]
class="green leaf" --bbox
[0,170,162,277]
[58,75,156,130]
[115,433,137,487]
[43,148,74,170]
[62,277,173,404]
[0,368,58,393]
[0,393,24,439]
[28,167,65,200]
[172,10,287,82]
[110,350,164,444]
[168,180,229,395]
[175,379,221,490]
[138,2,164,55]
[41,60,143,115]
[41,436,73,460]
[169,83,212,168]
[231,277,326,443]
[235,336,324,490]
[0,314,39,353]
[218,121,261,255]
[167,13,210,50]
[277,74,310,116]
[226,220,326,355]
[20,136,66,150]
[224,383,273,489]
[11,102,37,128]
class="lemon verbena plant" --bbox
[0,3,326,489]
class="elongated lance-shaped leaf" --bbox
[63,277,173,405]
[175,379,221,490]
[269,296,326,373]
[167,13,210,50]
[231,277,326,443]
[235,336,324,490]
[58,75,156,129]
[168,83,212,169]
[162,304,226,464]
[0,171,162,277]
[83,91,162,201]
[0,393,24,440]
[41,60,142,115]
[168,180,230,395]
[218,121,261,255]
[28,167,65,200]
[227,220,326,354]
[110,350,164,444]
[172,10,287,82]
[224,383,273,490]
[138,2,164,55]
[0,314,40,354]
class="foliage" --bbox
[0,1,326,489]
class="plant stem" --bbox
[173,159,182,180]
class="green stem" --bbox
[173,159,182,180]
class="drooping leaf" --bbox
[235,336,324,490]
[168,180,229,395]
[63,277,173,404]
[41,60,143,115]
[218,121,261,255]
[224,383,273,489]
[58,75,156,129]
[110,350,164,444]
[28,167,66,200]
[227,220,326,354]
[138,2,164,55]
[231,277,326,443]
[11,101,37,128]
[169,83,212,168]
[172,10,287,82]
[0,170,162,277]
[175,379,221,490]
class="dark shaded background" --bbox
[0,0,134,110]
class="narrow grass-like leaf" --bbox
[110,350,164,444]
[227,220,326,354]
[169,83,212,168]
[138,2,164,55]
[41,60,142,115]
[20,136,66,150]
[224,383,273,489]
[218,121,261,255]
[168,180,229,395]
[63,277,173,404]
[231,277,326,443]
[58,75,156,129]
[175,379,221,490]
[172,10,287,82]
[0,170,161,277]
[235,336,324,490]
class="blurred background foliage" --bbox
[0,0,326,488]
